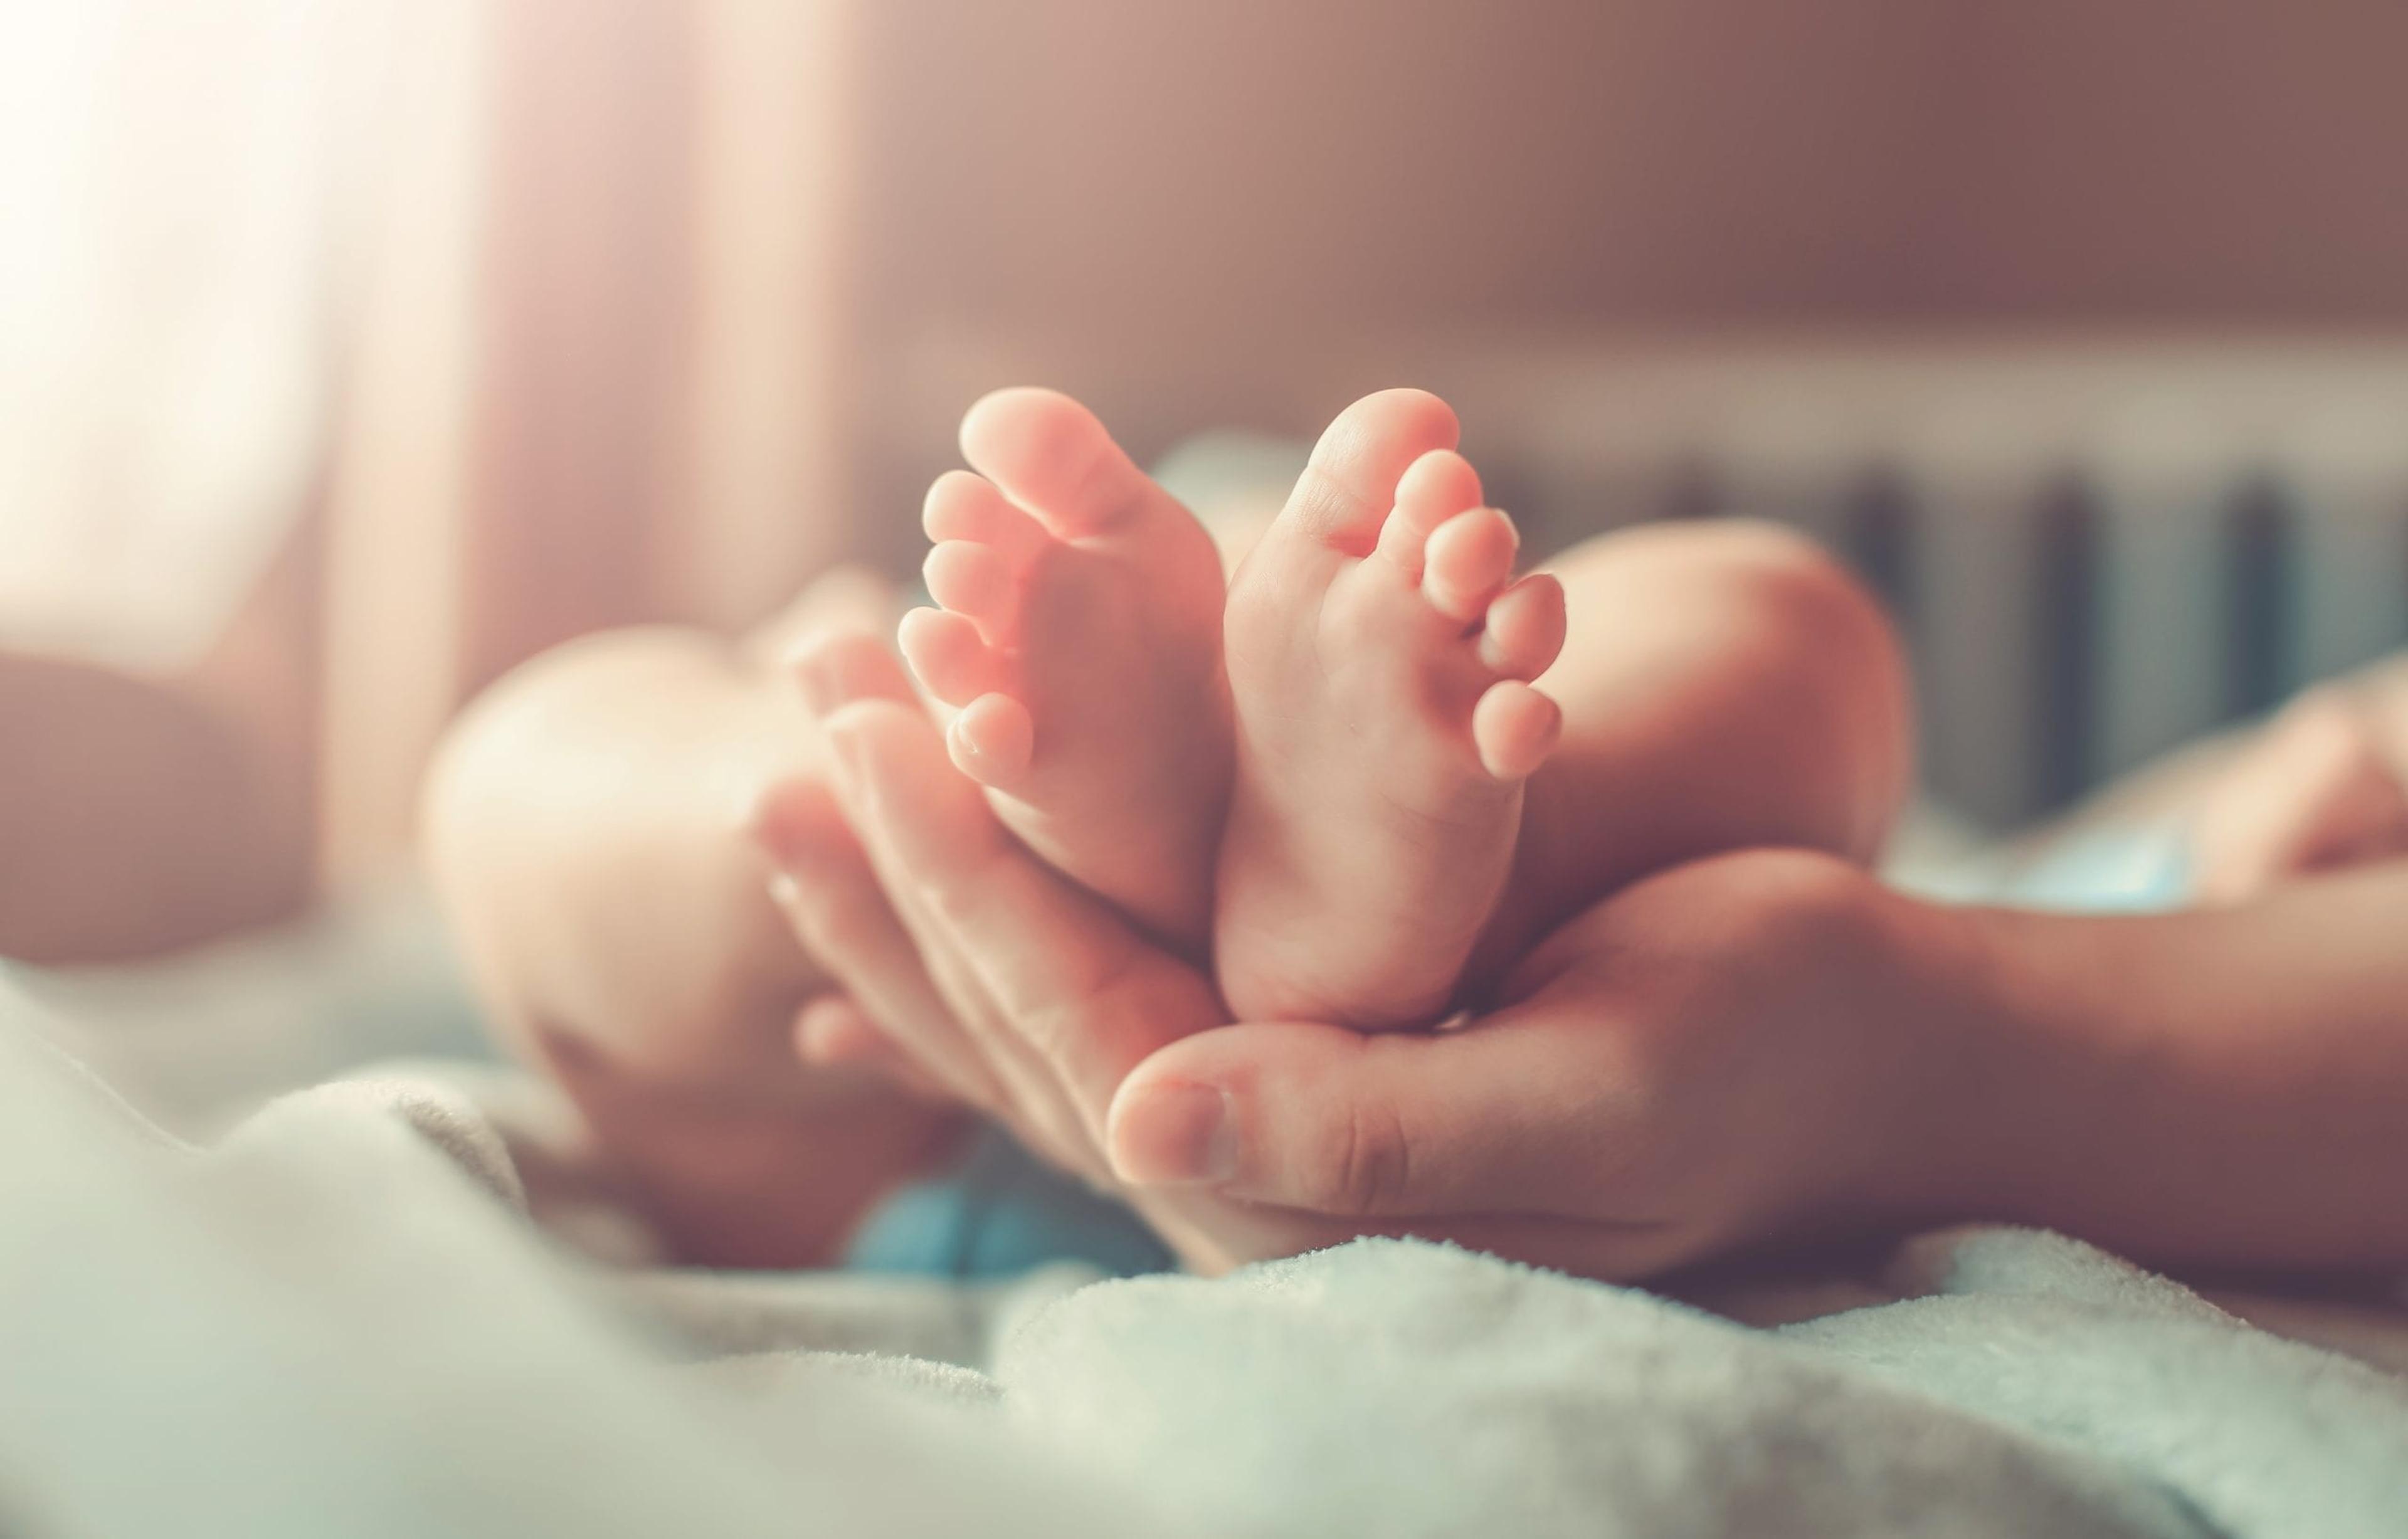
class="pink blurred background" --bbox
[10,0,2408,962]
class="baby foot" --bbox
[898,388,1231,948]
[2194,688,2408,903]
[1215,390,1568,1029]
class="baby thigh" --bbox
[1476,519,1913,968]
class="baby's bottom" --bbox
[1468,519,1915,980]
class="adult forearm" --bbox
[1956,864,2408,1270]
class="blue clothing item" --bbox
[842,1128,1174,1279]
[1997,822,2195,912]
[1894,817,2197,914]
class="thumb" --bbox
[1105,1010,1620,1220]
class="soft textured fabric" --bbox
[5,978,2403,1539]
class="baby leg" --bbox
[1471,519,1914,978]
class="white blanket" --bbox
[6,978,2404,1539]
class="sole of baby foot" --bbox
[1215,392,1567,1029]
[897,388,1232,949]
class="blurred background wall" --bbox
[9,0,2408,958]
[843,0,2408,476]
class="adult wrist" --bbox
[1852,889,2101,1232]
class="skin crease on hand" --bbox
[765,629,1983,1282]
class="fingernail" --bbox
[792,995,855,1063]
[1116,1082,1236,1185]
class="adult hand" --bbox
[761,632,1985,1279]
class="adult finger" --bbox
[791,635,1111,1166]
[1104,998,1634,1220]
[773,768,1090,1174]
[796,636,1217,1143]
[792,995,954,1103]
[753,771,1005,1113]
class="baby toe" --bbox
[1375,448,1484,574]
[923,539,1023,641]
[897,606,1004,707]
[924,469,1045,556]
[1281,389,1461,556]
[1477,573,1567,682]
[1422,506,1520,623]
[959,387,1153,539]
[1471,680,1561,781]
[946,692,1036,790]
